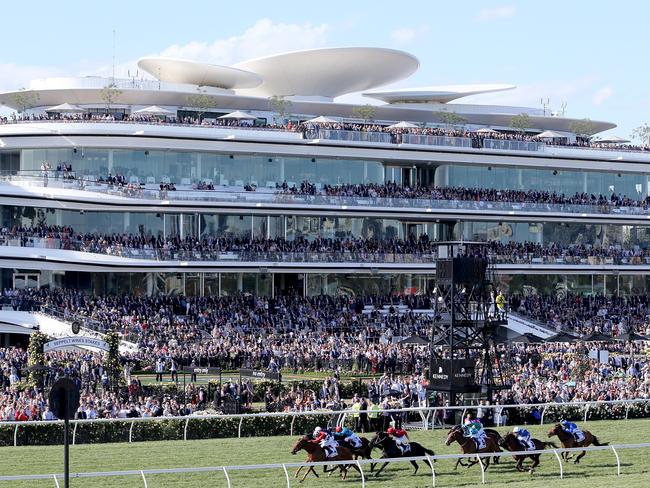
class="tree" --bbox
[509,113,532,133]
[569,118,598,139]
[9,88,40,114]
[100,82,123,114]
[184,87,215,122]
[351,104,377,124]
[269,95,293,124]
[631,123,650,146]
[103,331,122,392]
[434,109,468,128]
[27,331,49,389]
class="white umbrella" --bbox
[534,130,565,139]
[387,121,418,129]
[133,105,175,116]
[473,127,498,134]
[306,115,338,124]
[218,110,256,120]
[46,103,85,113]
[596,135,631,144]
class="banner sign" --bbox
[429,359,475,387]
[239,368,281,382]
[44,337,110,352]
[180,367,221,375]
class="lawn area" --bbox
[0,419,647,488]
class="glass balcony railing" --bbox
[2,172,650,217]
[400,133,473,148]
[482,139,543,152]
[315,129,393,144]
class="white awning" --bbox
[596,135,631,144]
[218,110,256,120]
[473,127,498,134]
[133,105,175,116]
[534,130,565,139]
[305,115,339,124]
[46,103,85,113]
[386,121,418,129]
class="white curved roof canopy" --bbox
[235,47,420,99]
[137,57,262,89]
[364,84,516,104]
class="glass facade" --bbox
[435,164,650,197]
[18,148,385,187]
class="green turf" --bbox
[0,419,647,487]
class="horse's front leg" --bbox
[530,455,540,472]
[294,465,303,478]
[300,465,314,483]
[374,461,389,477]
[410,460,419,475]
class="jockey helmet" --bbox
[387,427,396,436]
[313,427,322,436]
[335,426,342,433]
[513,426,520,433]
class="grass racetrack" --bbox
[0,419,648,487]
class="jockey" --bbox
[560,419,585,442]
[513,426,536,450]
[312,427,339,458]
[387,426,411,453]
[335,425,362,449]
[463,420,487,449]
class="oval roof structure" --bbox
[137,57,262,90]
[364,84,516,104]
[235,47,419,99]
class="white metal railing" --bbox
[2,399,647,447]
[0,443,646,487]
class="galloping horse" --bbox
[499,432,557,473]
[337,435,374,468]
[451,425,503,468]
[547,423,607,464]
[291,436,359,482]
[445,426,500,471]
[368,431,434,477]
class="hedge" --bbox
[1,402,648,447]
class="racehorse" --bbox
[445,426,500,471]
[336,435,374,470]
[368,431,434,477]
[451,425,503,468]
[499,432,557,473]
[547,423,607,464]
[291,436,360,482]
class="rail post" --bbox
[184,417,190,441]
[52,474,60,488]
[13,424,18,447]
[356,459,365,488]
[140,470,148,488]
[129,421,135,443]
[72,422,78,445]
[610,445,621,476]
[282,463,291,488]
[552,449,563,479]
[477,454,486,484]
[540,405,547,425]
[238,417,244,438]
[222,466,232,488]
[584,402,590,423]
[290,416,296,436]
[425,453,436,487]
[625,403,630,420]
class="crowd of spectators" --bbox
[512,293,650,336]
[3,111,648,154]
[1,224,649,266]
[278,180,650,209]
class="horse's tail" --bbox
[542,441,558,449]
[423,447,435,456]
[591,436,607,446]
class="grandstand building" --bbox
[0,45,647,314]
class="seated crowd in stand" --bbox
[1,224,649,264]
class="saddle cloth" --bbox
[325,447,338,458]
[573,431,585,443]
[398,443,411,454]
[474,437,486,450]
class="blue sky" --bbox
[1,0,647,139]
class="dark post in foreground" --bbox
[49,378,80,488]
